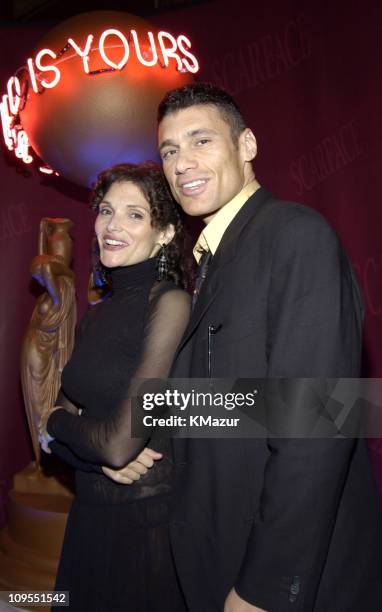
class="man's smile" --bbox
[178,178,209,197]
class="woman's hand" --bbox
[224,589,267,612]
[102,447,163,484]
[39,406,62,437]
[38,401,80,453]
[38,406,64,453]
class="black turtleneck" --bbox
[106,256,157,291]
[47,258,190,504]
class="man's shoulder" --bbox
[258,191,328,224]
[247,191,337,240]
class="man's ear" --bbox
[161,223,176,245]
[239,128,257,162]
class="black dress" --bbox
[47,258,190,612]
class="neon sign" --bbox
[0,90,32,164]
[1,27,199,171]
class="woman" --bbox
[39,162,191,611]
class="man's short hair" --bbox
[157,82,247,142]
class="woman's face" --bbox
[95,181,170,268]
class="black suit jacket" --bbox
[169,188,382,611]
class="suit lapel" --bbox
[175,187,272,357]
[174,266,221,359]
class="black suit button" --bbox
[290,585,299,595]
[289,576,300,602]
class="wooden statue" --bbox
[0,218,77,596]
[20,217,76,468]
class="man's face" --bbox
[158,105,255,223]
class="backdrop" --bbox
[1,0,381,527]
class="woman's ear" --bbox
[161,223,176,245]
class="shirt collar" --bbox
[193,180,260,263]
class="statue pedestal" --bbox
[13,463,73,497]
[0,466,73,611]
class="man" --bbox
[106,83,382,611]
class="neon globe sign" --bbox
[0,12,199,186]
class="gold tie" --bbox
[192,249,212,309]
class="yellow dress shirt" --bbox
[193,180,260,263]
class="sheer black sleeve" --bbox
[49,390,103,472]
[48,323,103,473]
[47,286,190,468]
[48,439,103,472]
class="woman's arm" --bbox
[46,288,190,468]
[39,389,103,473]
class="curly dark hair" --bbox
[91,161,191,289]
[157,82,247,143]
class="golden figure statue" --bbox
[0,218,75,593]
[20,217,76,468]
